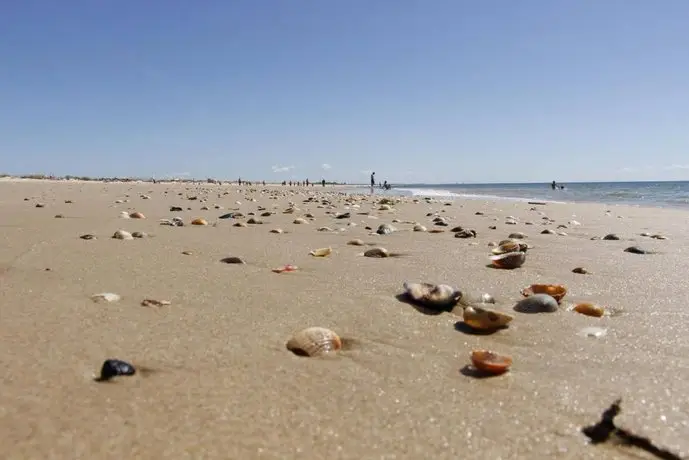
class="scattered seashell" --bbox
[508,232,526,239]
[376,223,396,235]
[347,239,365,246]
[364,247,389,258]
[233,222,248,227]
[293,218,308,224]
[112,230,133,240]
[428,229,445,233]
[521,284,567,303]
[572,267,591,274]
[91,293,121,303]
[402,282,461,311]
[131,231,147,238]
[651,234,668,240]
[247,217,263,224]
[379,204,392,211]
[129,212,145,219]
[141,299,171,307]
[96,359,136,382]
[463,306,513,331]
[490,252,526,269]
[220,256,246,264]
[577,327,607,338]
[455,229,477,238]
[514,294,558,313]
[270,228,284,234]
[624,246,654,254]
[470,350,512,375]
[310,247,332,257]
[54,214,64,218]
[272,264,298,273]
[459,292,496,306]
[80,234,96,240]
[286,327,342,357]
[120,211,130,218]
[573,302,605,318]
[413,224,427,232]
[181,251,193,255]
[491,240,527,255]
[317,226,333,232]
[603,233,620,240]
[191,218,208,226]
[541,229,555,235]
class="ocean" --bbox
[344,181,689,209]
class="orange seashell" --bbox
[191,218,208,226]
[521,284,567,303]
[573,302,605,317]
[470,350,512,375]
[272,264,298,273]
[129,212,145,219]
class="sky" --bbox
[1,0,688,184]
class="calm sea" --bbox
[345,181,689,209]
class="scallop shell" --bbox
[463,306,513,330]
[364,247,389,258]
[129,212,145,219]
[286,327,342,357]
[490,251,526,269]
[191,218,208,226]
[521,284,567,303]
[573,302,605,317]
[470,350,512,375]
[514,294,559,313]
[309,247,332,257]
[402,282,461,311]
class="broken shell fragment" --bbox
[572,267,591,274]
[91,293,121,303]
[402,282,461,311]
[272,264,298,273]
[141,299,171,307]
[490,252,526,269]
[96,359,136,382]
[364,247,389,258]
[470,350,512,375]
[309,247,332,257]
[521,284,567,303]
[286,327,342,357]
[573,302,605,318]
[463,306,513,331]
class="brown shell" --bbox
[129,212,146,219]
[521,284,567,303]
[471,350,512,375]
[286,327,342,357]
[490,252,526,269]
[191,218,208,226]
[573,302,605,317]
[463,306,513,330]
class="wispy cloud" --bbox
[663,164,689,170]
[321,163,332,170]
[272,165,294,173]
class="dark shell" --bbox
[514,294,559,313]
[97,359,136,381]
[402,282,462,311]
[490,252,526,269]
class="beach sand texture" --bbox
[1,180,688,459]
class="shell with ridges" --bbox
[286,327,342,357]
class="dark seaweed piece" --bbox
[96,359,136,382]
[582,399,683,460]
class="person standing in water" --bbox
[370,172,376,193]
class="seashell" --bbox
[514,294,558,313]
[428,229,445,234]
[80,234,96,240]
[541,229,555,234]
[141,299,171,307]
[573,302,605,317]
[247,217,263,224]
[402,282,461,311]
[491,240,525,255]
[577,326,607,338]
[304,213,315,218]
[273,264,298,273]
[261,211,272,217]
[112,230,133,240]
[624,246,654,254]
[131,231,147,238]
[470,350,512,375]
[129,212,145,219]
[293,218,308,224]
[508,232,526,239]
[119,211,130,218]
[413,224,427,232]
[54,214,64,218]
[376,223,396,235]
[234,222,248,227]
[317,226,333,232]
[347,239,365,246]
[170,206,184,212]
[310,247,332,257]
[450,226,464,232]
[364,247,389,258]
[270,228,284,234]
[335,212,350,219]
[521,284,567,303]
[286,327,342,357]
[463,306,513,331]
[603,233,620,240]
[379,204,392,211]
[455,229,477,238]
[572,267,591,274]
[490,252,526,269]
[459,292,496,306]
[96,359,136,382]
[651,234,668,240]
[181,251,193,255]
[220,256,246,264]
[91,292,121,303]
[191,218,208,226]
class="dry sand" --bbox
[0,179,687,459]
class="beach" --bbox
[1,178,687,459]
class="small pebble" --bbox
[572,267,591,274]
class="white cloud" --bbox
[321,163,332,170]
[272,165,294,173]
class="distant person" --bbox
[322,179,326,187]
[383,180,388,190]
[551,181,557,190]
[370,172,376,193]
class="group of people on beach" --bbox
[370,172,392,193]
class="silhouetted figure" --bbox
[322,179,326,187]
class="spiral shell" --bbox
[286,327,342,357]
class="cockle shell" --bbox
[364,247,389,258]
[490,252,526,269]
[191,218,208,226]
[286,327,342,357]
[310,247,332,257]
[573,302,605,317]
[129,212,145,219]
[463,306,513,330]
[470,350,512,375]
[112,230,133,240]
[514,294,559,313]
[521,284,567,303]
[402,282,461,311]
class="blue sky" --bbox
[1,0,688,184]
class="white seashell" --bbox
[286,327,342,357]
[309,247,332,257]
[91,293,121,303]
[112,230,134,240]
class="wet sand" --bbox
[1,179,687,459]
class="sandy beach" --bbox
[1,178,687,460]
